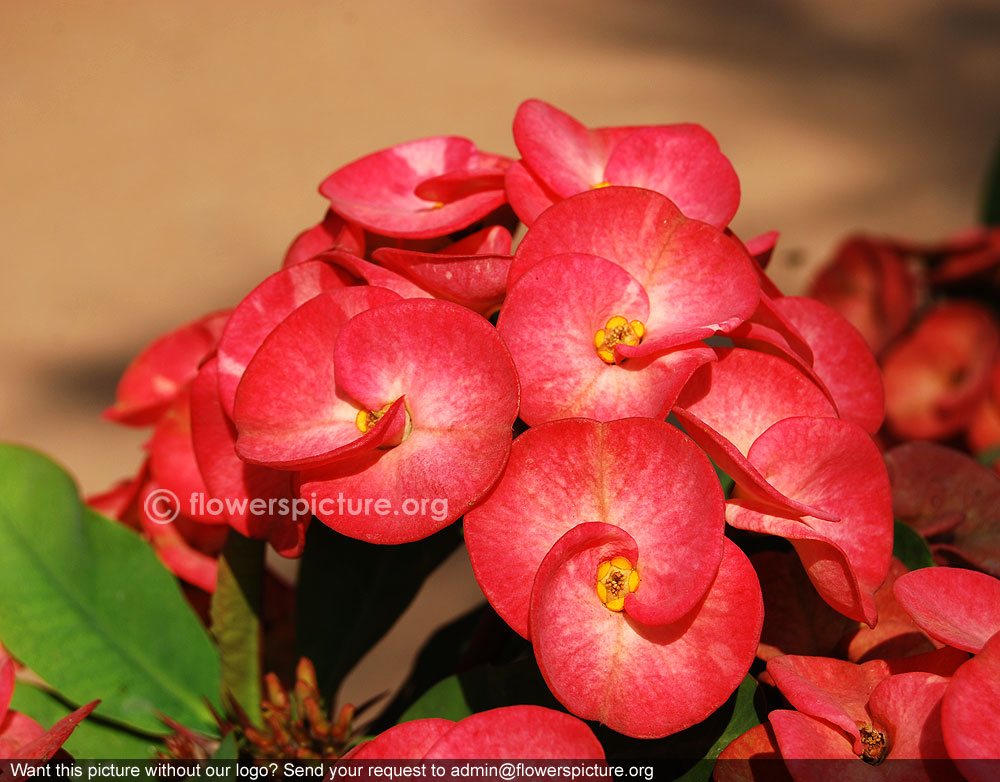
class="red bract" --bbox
[881,301,999,440]
[0,649,98,760]
[941,631,1000,782]
[808,236,920,356]
[893,568,1000,654]
[319,136,509,239]
[103,310,231,426]
[724,416,893,626]
[464,418,762,738]
[236,295,519,543]
[507,99,740,227]
[885,442,1000,576]
[500,187,757,423]
[283,209,366,268]
[191,359,303,557]
[351,706,605,759]
[371,226,513,316]
[216,259,353,419]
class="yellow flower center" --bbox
[591,181,612,189]
[594,315,645,364]
[355,404,393,434]
[596,556,640,612]
[858,722,888,765]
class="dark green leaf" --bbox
[211,732,239,762]
[399,659,561,724]
[9,683,162,759]
[211,532,265,724]
[0,444,221,735]
[893,519,935,570]
[296,521,462,698]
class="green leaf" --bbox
[893,519,935,570]
[982,138,1000,226]
[977,443,1000,467]
[296,521,462,697]
[9,683,162,759]
[399,675,472,723]
[211,732,239,762]
[211,532,265,724]
[0,444,221,735]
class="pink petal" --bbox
[674,349,839,520]
[771,297,884,433]
[319,250,433,300]
[531,525,761,738]
[0,712,46,757]
[768,710,861,765]
[371,246,512,315]
[942,631,1000,779]
[423,706,606,759]
[503,159,558,225]
[866,672,953,761]
[513,99,613,197]
[603,125,740,227]
[103,310,230,426]
[727,417,893,625]
[282,209,366,268]
[138,482,220,592]
[767,655,890,752]
[190,359,301,555]
[892,568,1000,653]
[299,298,518,544]
[465,418,726,637]
[148,386,226,524]
[442,225,512,256]
[350,718,455,759]
[510,188,758,338]
[232,287,402,468]
[319,136,506,239]
[216,259,352,419]
[885,442,1000,577]
[498,253,713,424]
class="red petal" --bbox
[466,418,726,637]
[942,631,1000,779]
[532,528,761,738]
[103,310,230,426]
[893,568,1000,653]
[13,701,99,760]
[423,706,605,759]
[282,209,366,268]
[319,136,506,238]
[349,718,454,759]
[511,187,758,338]
[603,125,740,227]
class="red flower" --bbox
[319,136,509,239]
[350,705,605,760]
[507,99,740,228]
[465,418,762,738]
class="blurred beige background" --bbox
[2,0,998,709]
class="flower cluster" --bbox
[90,99,897,747]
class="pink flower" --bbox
[350,705,605,760]
[319,136,509,239]
[234,295,519,543]
[464,418,762,738]
[506,99,740,228]
[498,186,758,424]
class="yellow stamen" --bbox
[591,182,612,189]
[858,723,888,765]
[355,404,391,434]
[596,556,640,612]
[594,315,645,364]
